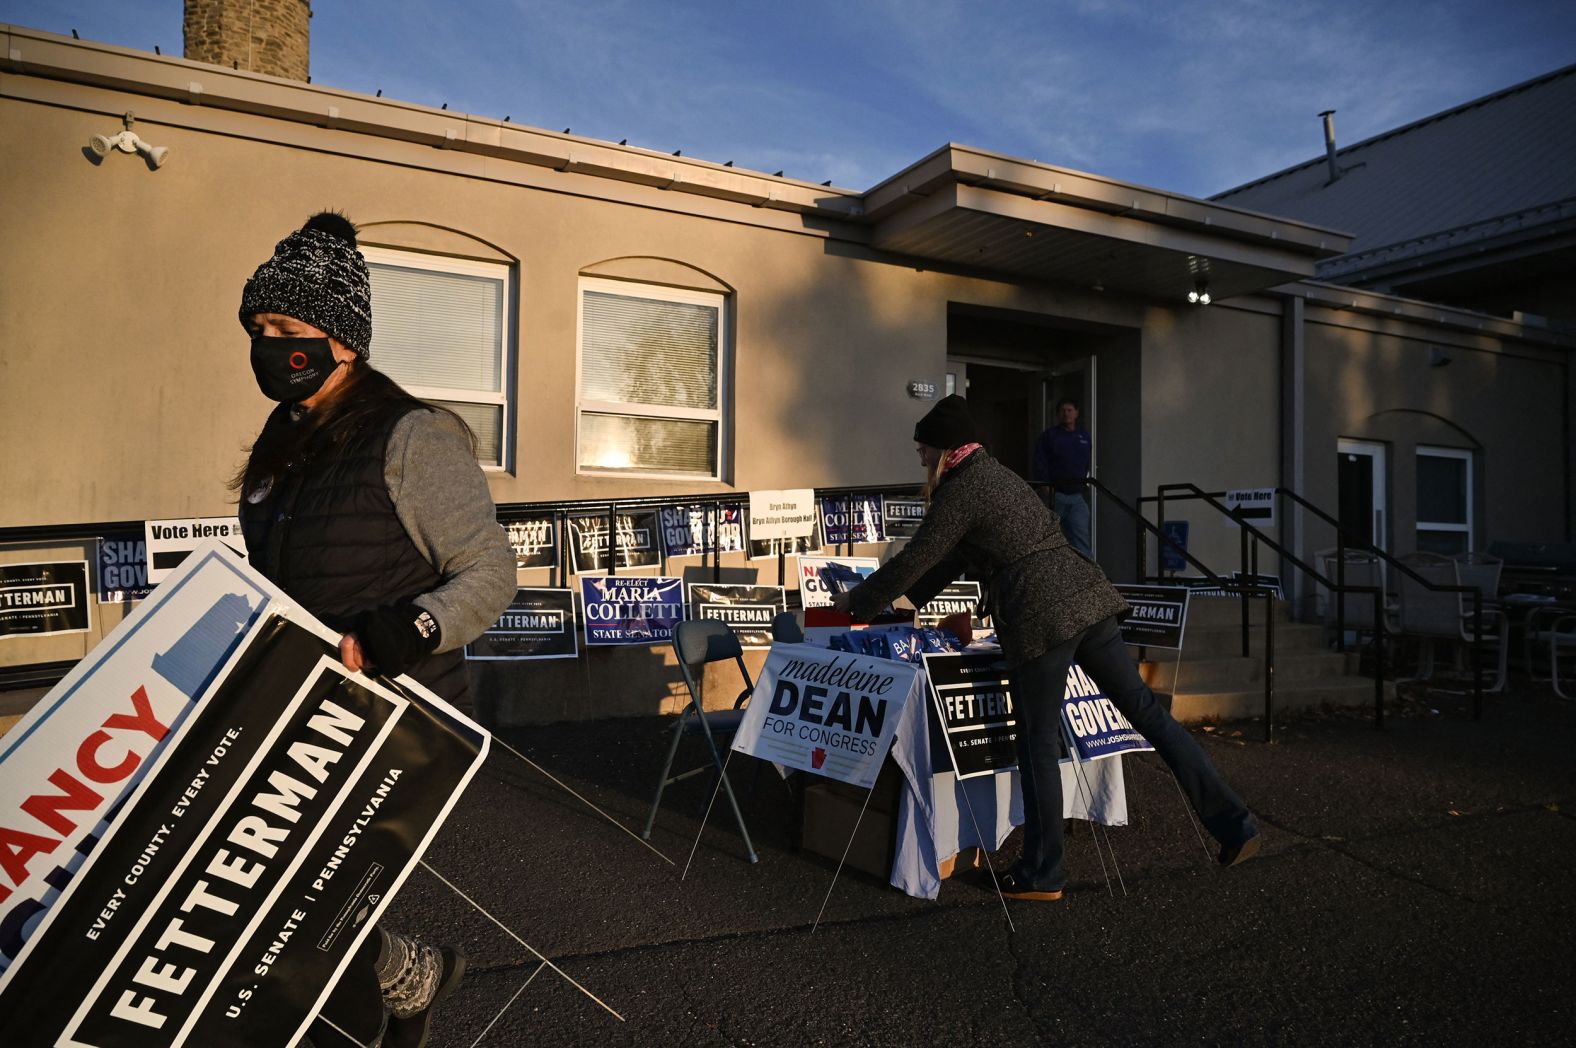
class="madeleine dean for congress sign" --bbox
[731,643,921,789]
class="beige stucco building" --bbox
[2,18,1571,720]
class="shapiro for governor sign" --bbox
[731,643,920,789]
[0,545,489,1046]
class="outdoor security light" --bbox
[1189,281,1211,306]
[87,112,169,169]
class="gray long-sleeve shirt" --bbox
[385,410,516,653]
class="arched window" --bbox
[576,276,727,479]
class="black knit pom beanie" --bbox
[913,394,980,449]
[239,211,373,357]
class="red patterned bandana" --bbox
[944,443,983,471]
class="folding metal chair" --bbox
[641,619,759,862]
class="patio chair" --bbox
[641,619,759,862]
[1318,548,1398,642]
[1525,608,1576,700]
[1396,552,1508,691]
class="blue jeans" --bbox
[1009,615,1257,889]
[1054,490,1092,558]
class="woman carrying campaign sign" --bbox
[234,211,515,1045]
[831,395,1261,901]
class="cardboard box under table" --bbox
[800,755,903,879]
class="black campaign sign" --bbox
[0,616,486,1047]
[923,651,1017,780]
[0,560,90,638]
[1113,584,1190,649]
[687,583,785,649]
[568,512,661,573]
[503,515,558,571]
[881,496,926,538]
[467,588,578,660]
[916,581,983,628]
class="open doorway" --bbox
[946,304,1141,579]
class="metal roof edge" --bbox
[1210,62,1576,201]
[0,24,867,220]
[1282,279,1576,347]
[864,142,1352,257]
[1316,197,1576,279]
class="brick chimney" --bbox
[183,1,312,81]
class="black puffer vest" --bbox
[239,401,469,703]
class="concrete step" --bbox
[1165,677,1394,723]
[1137,621,1329,659]
[1139,650,1352,693]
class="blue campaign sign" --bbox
[96,536,154,603]
[659,503,747,558]
[1161,520,1189,572]
[1060,663,1154,762]
[818,494,885,546]
[579,575,685,646]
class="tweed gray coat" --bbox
[846,450,1129,668]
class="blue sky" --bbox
[6,0,1573,195]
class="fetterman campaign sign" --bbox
[0,545,488,1046]
[731,643,920,789]
[0,545,275,977]
[923,651,1016,779]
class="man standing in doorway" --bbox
[1033,398,1093,558]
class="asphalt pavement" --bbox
[383,683,1576,1047]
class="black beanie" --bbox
[913,394,980,449]
[239,211,373,357]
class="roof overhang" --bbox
[862,146,1354,301]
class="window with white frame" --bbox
[363,247,511,469]
[1416,446,1473,555]
[577,277,726,478]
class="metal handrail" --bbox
[1073,479,1285,741]
[1142,483,1487,722]
[0,483,925,689]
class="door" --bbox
[1337,439,1386,551]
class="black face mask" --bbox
[250,335,341,402]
